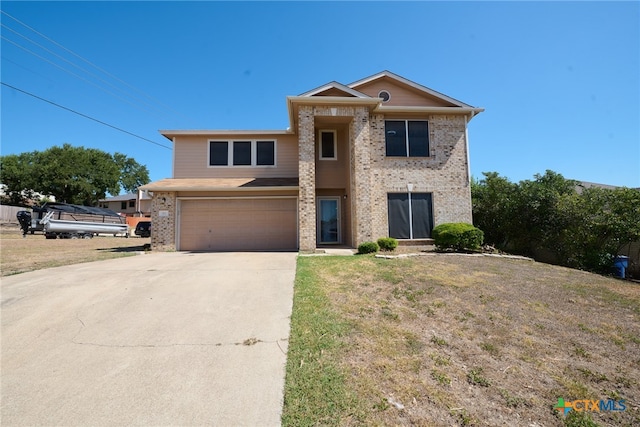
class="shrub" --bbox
[377,237,398,251]
[433,223,484,252]
[357,241,379,254]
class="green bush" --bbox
[433,223,484,252]
[357,241,379,254]
[377,237,398,251]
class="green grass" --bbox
[281,257,361,426]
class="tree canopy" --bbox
[472,170,640,274]
[0,144,150,206]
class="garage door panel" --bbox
[180,199,297,251]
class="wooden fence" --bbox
[0,205,28,223]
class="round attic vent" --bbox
[378,90,391,103]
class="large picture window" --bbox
[387,193,433,239]
[209,140,276,167]
[385,120,429,157]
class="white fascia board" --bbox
[287,96,381,106]
[140,185,299,192]
[160,129,293,138]
[375,105,485,117]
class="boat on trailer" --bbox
[17,203,129,239]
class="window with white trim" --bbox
[387,193,433,239]
[318,130,337,160]
[208,140,276,167]
[385,120,429,157]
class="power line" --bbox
[1,10,191,121]
[1,23,171,119]
[1,35,163,117]
[2,82,172,150]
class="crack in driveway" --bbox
[71,314,288,353]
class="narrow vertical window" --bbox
[319,130,337,160]
[408,121,429,157]
[385,121,407,157]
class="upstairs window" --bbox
[319,130,337,160]
[385,120,429,157]
[209,140,276,167]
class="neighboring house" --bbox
[98,191,152,217]
[140,71,483,252]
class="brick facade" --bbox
[149,191,176,251]
[297,106,316,252]
[299,108,472,249]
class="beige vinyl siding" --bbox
[315,87,358,97]
[355,79,456,107]
[173,134,299,178]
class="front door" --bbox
[317,197,340,244]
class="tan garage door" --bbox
[179,198,297,251]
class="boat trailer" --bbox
[17,203,129,239]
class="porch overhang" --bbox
[287,96,382,131]
[139,178,299,192]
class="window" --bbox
[387,193,433,239]
[233,141,251,166]
[385,120,429,157]
[209,140,276,167]
[256,141,275,165]
[209,141,229,166]
[319,130,337,160]
[120,201,127,210]
[128,200,135,208]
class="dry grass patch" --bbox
[284,254,640,426]
[1,224,149,276]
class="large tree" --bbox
[0,144,150,206]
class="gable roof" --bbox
[298,81,370,98]
[349,70,474,108]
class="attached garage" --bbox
[179,198,298,251]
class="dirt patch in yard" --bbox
[0,223,150,276]
[305,254,639,426]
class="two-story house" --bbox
[140,71,483,252]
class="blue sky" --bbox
[2,1,639,191]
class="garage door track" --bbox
[1,252,297,426]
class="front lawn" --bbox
[282,254,639,426]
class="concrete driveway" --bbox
[1,252,297,426]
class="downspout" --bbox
[464,113,473,186]
[171,137,176,178]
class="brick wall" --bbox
[368,114,472,242]
[298,106,473,249]
[297,106,316,252]
[150,191,176,251]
